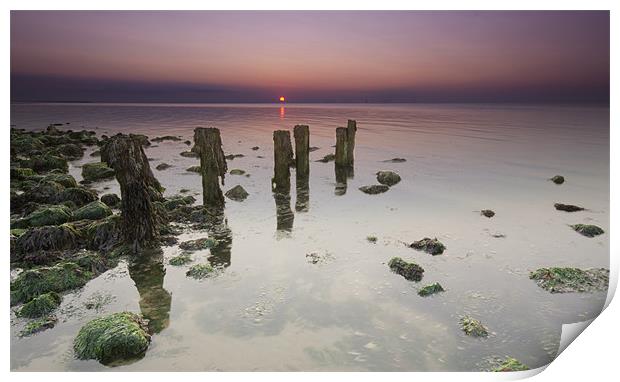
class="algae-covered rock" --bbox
[409,237,446,255]
[481,209,495,218]
[10,167,36,180]
[186,165,201,173]
[27,155,68,173]
[530,267,609,293]
[42,173,78,188]
[180,151,199,158]
[163,195,196,210]
[225,185,249,201]
[11,262,92,304]
[251,146,260,150]
[359,184,390,194]
[366,235,378,243]
[179,238,218,251]
[73,312,151,365]
[460,316,488,337]
[59,187,98,207]
[74,201,112,221]
[554,203,584,212]
[25,180,65,203]
[388,257,424,282]
[383,158,406,163]
[229,169,246,175]
[17,292,62,318]
[54,143,85,160]
[376,171,401,186]
[82,162,115,182]
[492,357,529,372]
[155,163,172,171]
[86,215,122,252]
[22,205,73,227]
[15,224,80,254]
[186,263,215,279]
[571,224,604,237]
[19,316,58,337]
[315,153,335,163]
[550,175,565,184]
[224,153,244,160]
[169,253,193,266]
[151,135,182,143]
[101,193,121,207]
[418,282,445,297]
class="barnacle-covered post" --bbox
[272,130,293,195]
[193,127,227,208]
[293,125,310,212]
[101,134,163,251]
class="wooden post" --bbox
[272,130,293,194]
[293,125,310,178]
[335,127,349,167]
[335,164,348,196]
[194,128,227,208]
[101,134,162,250]
[346,119,357,166]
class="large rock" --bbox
[59,187,98,207]
[73,201,112,221]
[11,262,92,304]
[376,171,401,186]
[73,312,151,365]
[15,224,80,254]
[82,162,115,182]
[20,205,73,228]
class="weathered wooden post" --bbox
[193,128,227,208]
[272,130,293,194]
[335,127,349,167]
[346,119,357,166]
[101,134,163,250]
[294,125,310,212]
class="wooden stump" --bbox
[101,134,163,250]
[275,193,294,234]
[335,127,349,167]
[193,128,227,208]
[293,125,310,179]
[346,119,357,166]
[272,130,293,195]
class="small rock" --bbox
[100,193,121,207]
[530,267,609,293]
[315,153,335,163]
[19,316,58,337]
[179,237,218,251]
[418,282,445,297]
[169,253,193,266]
[550,175,565,184]
[571,224,604,237]
[481,209,495,218]
[308,146,320,152]
[554,203,584,212]
[184,140,191,146]
[186,264,216,279]
[388,257,424,281]
[156,163,172,171]
[460,316,488,337]
[492,357,529,372]
[151,135,182,143]
[383,158,406,163]
[186,166,201,173]
[225,185,249,201]
[376,171,401,186]
[229,169,246,175]
[359,185,389,194]
[180,151,199,158]
[224,154,244,160]
[409,237,446,255]
[366,235,378,243]
[251,146,259,150]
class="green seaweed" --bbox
[19,316,58,337]
[82,162,115,182]
[388,257,424,282]
[418,282,445,297]
[492,357,529,372]
[73,201,112,221]
[179,237,218,251]
[409,237,446,255]
[460,316,488,337]
[186,263,215,279]
[366,235,378,243]
[17,292,62,318]
[169,253,193,266]
[11,262,93,304]
[530,267,609,293]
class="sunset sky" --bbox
[11,11,609,103]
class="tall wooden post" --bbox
[335,127,349,167]
[293,125,310,178]
[272,130,293,195]
[194,128,227,208]
[101,134,163,250]
[346,119,357,166]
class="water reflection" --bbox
[334,165,353,196]
[203,207,233,268]
[127,249,171,334]
[274,193,294,235]
[279,106,285,119]
[295,175,309,212]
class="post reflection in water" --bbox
[203,206,233,268]
[335,165,354,196]
[127,249,172,335]
[295,175,309,212]
[274,192,294,235]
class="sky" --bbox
[10,11,610,103]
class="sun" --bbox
[279,96,285,102]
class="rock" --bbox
[54,143,85,160]
[481,209,495,218]
[21,205,73,227]
[460,316,488,337]
[492,357,529,372]
[186,165,201,173]
[59,187,98,207]
[376,170,401,186]
[179,188,190,193]
[169,253,193,266]
[155,163,172,171]
[11,262,92,304]
[24,180,65,204]
[90,150,101,157]
[163,195,196,210]
[73,312,151,365]
[42,173,78,188]
[186,263,216,279]
[409,237,446,255]
[308,146,320,152]
[82,162,115,182]
[383,158,407,163]
[224,154,244,160]
[388,257,424,281]
[366,235,378,243]
[179,237,218,251]
[151,135,182,143]
[184,140,191,146]
[85,215,122,252]
[571,224,604,237]
[550,175,565,184]
[10,167,36,180]
[15,224,80,255]
[229,169,246,175]
[554,203,584,212]
[19,316,58,337]
[359,185,389,194]
[251,146,259,150]
[73,201,112,221]
[179,151,199,158]
[315,153,335,163]
[418,282,445,297]
[17,292,62,318]
[225,185,249,201]
[101,193,121,207]
[530,267,609,293]
[27,155,68,173]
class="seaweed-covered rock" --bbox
[10,167,36,180]
[359,184,390,194]
[54,143,85,160]
[82,162,115,182]
[554,203,584,212]
[315,153,335,163]
[163,195,196,210]
[179,238,218,251]
[225,185,249,201]
[27,155,68,173]
[73,201,112,221]
[186,165,201,173]
[186,263,215,279]
[530,267,609,293]
[19,316,58,337]
[376,171,401,186]
[101,193,121,207]
[15,224,80,254]
[366,235,378,243]
[550,175,565,184]
[224,154,244,160]
[229,169,246,175]
[11,262,92,304]
[418,282,445,297]
[180,150,199,158]
[73,312,151,365]
[43,173,78,188]
[86,215,122,252]
[481,209,495,218]
[151,135,182,143]
[59,187,98,207]
[409,237,446,255]
[155,163,171,171]
[571,224,604,237]
[460,316,488,337]
[17,292,62,318]
[169,253,193,266]
[21,205,73,227]
[492,357,529,372]
[388,257,424,281]
[25,180,65,203]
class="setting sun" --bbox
[279,96,285,102]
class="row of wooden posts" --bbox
[100,120,357,251]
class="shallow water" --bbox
[10,103,609,371]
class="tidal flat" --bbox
[10,103,609,371]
